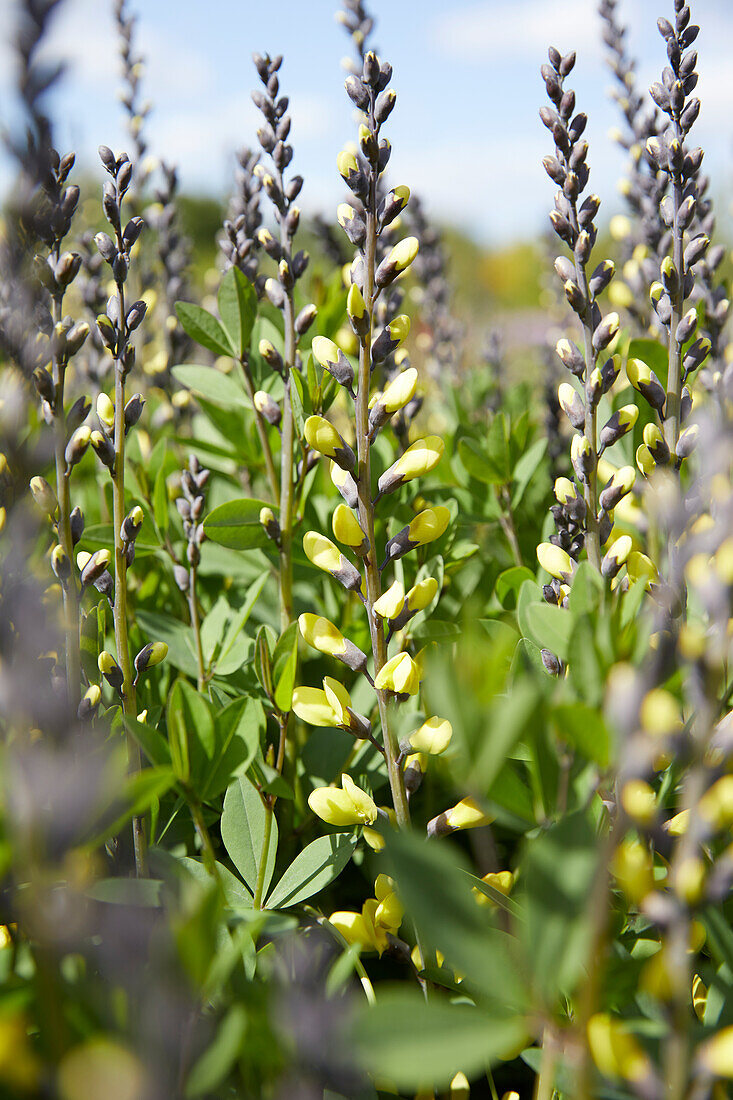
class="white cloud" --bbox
[429,0,602,63]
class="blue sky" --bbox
[1,0,731,243]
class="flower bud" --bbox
[30,476,58,516]
[304,416,355,472]
[303,531,362,592]
[134,641,168,677]
[254,389,281,426]
[332,503,368,555]
[98,650,124,693]
[298,612,368,673]
[373,580,406,620]
[427,797,492,837]
[377,436,444,496]
[311,335,354,390]
[78,683,101,721]
[537,542,574,581]
[330,462,359,509]
[65,426,91,467]
[371,314,410,363]
[259,506,281,543]
[375,236,419,288]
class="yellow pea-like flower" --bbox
[406,576,438,612]
[298,613,347,659]
[537,542,574,581]
[322,676,352,726]
[373,580,405,620]
[292,686,340,728]
[374,651,421,695]
[587,1013,651,1084]
[308,773,378,826]
[407,716,452,755]
[329,909,376,952]
[378,436,444,495]
[381,367,418,413]
[332,503,367,550]
[408,505,450,545]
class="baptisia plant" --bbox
[294,48,472,847]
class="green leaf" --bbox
[521,602,572,660]
[355,988,528,1090]
[80,602,102,684]
[266,833,357,909]
[521,811,599,1000]
[180,856,253,909]
[553,703,610,767]
[175,302,234,357]
[217,267,257,359]
[511,436,547,509]
[172,364,247,408]
[203,497,271,550]
[153,464,169,535]
[254,625,275,699]
[167,679,215,786]
[87,878,163,907]
[185,1005,247,1098]
[220,776,278,897]
[384,830,526,1005]
[202,698,264,800]
[215,570,269,670]
[496,566,535,608]
[567,613,604,706]
[457,437,504,485]
[290,368,305,437]
[126,716,172,768]
[272,621,299,713]
[568,561,604,618]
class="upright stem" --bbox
[51,287,81,709]
[240,353,280,507]
[188,561,206,693]
[664,117,684,455]
[572,248,601,572]
[112,280,147,877]
[355,150,409,828]
[277,210,296,634]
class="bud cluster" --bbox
[173,454,210,583]
[221,147,263,287]
[541,48,624,575]
[599,0,668,332]
[639,3,710,459]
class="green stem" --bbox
[112,278,147,878]
[51,284,81,710]
[240,353,280,507]
[187,561,206,693]
[498,485,523,567]
[188,794,220,880]
[354,109,409,829]
[664,116,685,456]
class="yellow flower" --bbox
[332,503,367,550]
[298,613,347,659]
[374,651,421,695]
[378,436,444,495]
[408,506,450,545]
[587,1014,651,1084]
[380,367,418,413]
[474,871,515,907]
[292,687,340,728]
[406,716,452,755]
[373,580,405,620]
[308,773,377,826]
[428,796,493,837]
[537,542,574,581]
[405,577,438,612]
